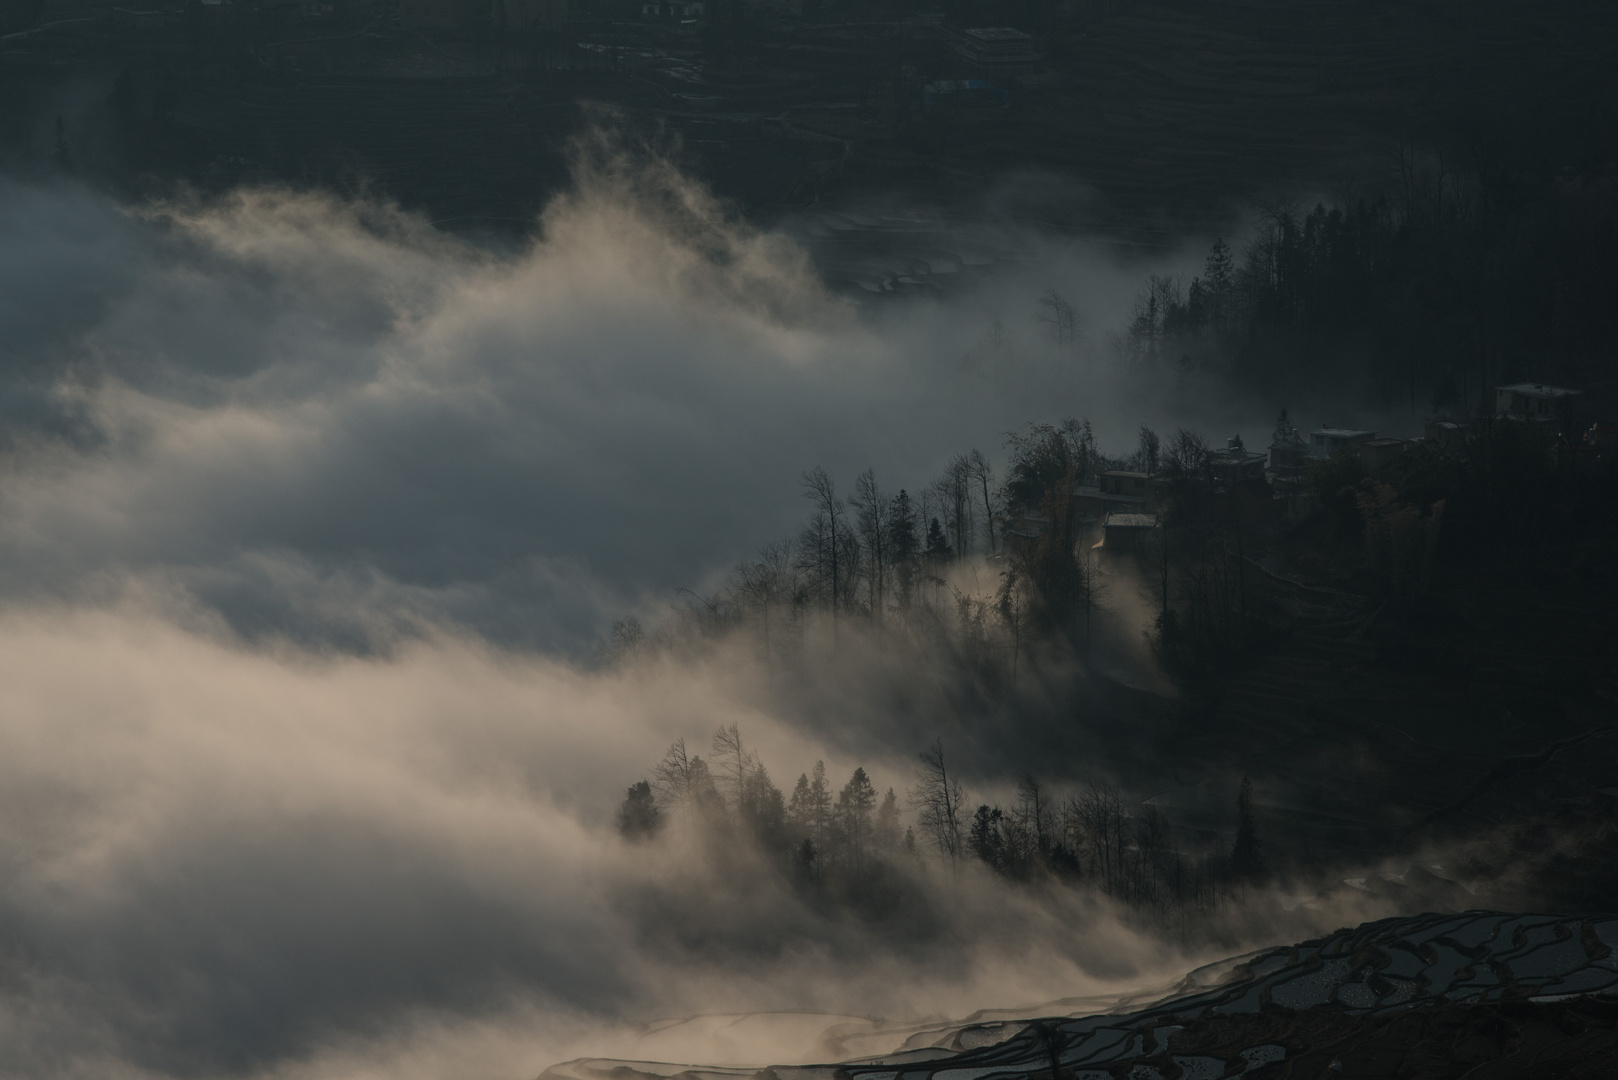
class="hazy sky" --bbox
[0,152,1387,1080]
[0,145,1288,652]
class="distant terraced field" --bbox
[814,0,1618,238]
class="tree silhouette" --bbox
[616,780,662,840]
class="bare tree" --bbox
[968,449,997,555]
[996,567,1031,687]
[1067,782,1124,892]
[849,468,891,620]
[712,723,753,810]
[1037,288,1076,346]
[609,616,645,661]
[800,467,845,616]
[652,738,720,814]
[1136,425,1161,475]
[928,454,976,560]
[1014,773,1051,858]
[909,739,964,863]
[736,539,794,668]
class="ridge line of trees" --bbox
[616,724,1267,922]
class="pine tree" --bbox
[875,787,901,850]
[1272,407,1300,446]
[788,761,833,848]
[969,805,1007,874]
[834,767,878,865]
[924,517,951,565]
[617,780,662,840]
[887,489,920,608]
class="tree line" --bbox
[1116,144,1617,417]
[617,726,1266,923]
[605,413,1293,714]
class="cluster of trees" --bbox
[604,427,1092,685]
[618,728,1267,921]
[961,773,1265,915]
[606,412,1285,713]
[610,446,1024,673]
[1119,148,1617,415]
[791,454,998,621]
[618,724,913,887]
[1296,411,1617,603]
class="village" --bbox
[1008,381,1610,564]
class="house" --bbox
[1002,515,1052,555]
[1100,470,1151,498]
[1072,470,1149,524]
[1309,427,1376,459]
[1267,434,1308,495]
[1209,434,1267,486]
[1495,383,1581,422]
[1424,419,1466,453]
[1099,512,1157,554]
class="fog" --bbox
[0,605,1276,1079]
[0,138,1385,1080]
[0,129,1309,651]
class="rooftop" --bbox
[1101,469,1150,478]
[1313,428,1377,438]
[1105,513,1157,529]
[1498,383,1581,399]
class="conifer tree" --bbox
[835,767,878,865]
[617,780,662,841]
[874,787,902,849]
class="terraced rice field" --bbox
[820,0,1618,239]
[544,912,1618,1080]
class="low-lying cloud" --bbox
[0,132,1249,651]
[0,606,1249,1079]
[0,140,1372,1080]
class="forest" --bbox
[610,381,1617,927]
[616,723,1262,927]
[1113,146,1618,415]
